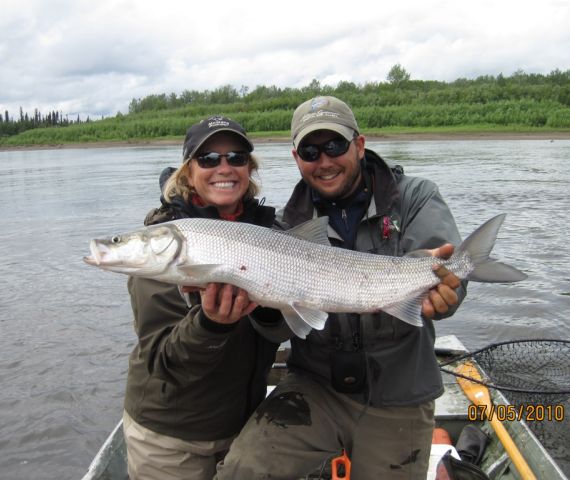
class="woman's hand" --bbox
[422,244,462,319]
[182,283,258,324]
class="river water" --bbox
[0,140,568,479]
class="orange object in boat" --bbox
[331,450,351,480]
[432,427,453,445]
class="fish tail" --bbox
[459,214,527,283]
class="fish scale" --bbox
[85,214,527,338]
[178,218,472,311]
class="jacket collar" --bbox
[282,149,400,226]
[149,194,274,227]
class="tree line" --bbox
[0,107,95,137]
[2,67,570,145]
[127,68,570,114]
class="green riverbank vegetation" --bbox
[2,67,570,146]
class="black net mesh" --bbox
[440,339,570,475]
[467,340,569,394]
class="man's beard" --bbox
[312,157,362,200]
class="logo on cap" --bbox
[310,97,328,112]
[207,116,230,129]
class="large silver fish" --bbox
[84,214,526,338]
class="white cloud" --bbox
[0,0,568,119]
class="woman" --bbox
[123,116,284,480]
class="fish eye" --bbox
[111,236,121,244]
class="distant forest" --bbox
[2,66,570,145]
[0,108,96,136]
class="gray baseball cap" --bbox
[291,96,359,149]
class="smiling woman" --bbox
[162,118,261,219]
[185,135,254,216]
[119,116,284,480]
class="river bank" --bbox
[2,131,570,152]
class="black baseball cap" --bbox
[182,116,253,161]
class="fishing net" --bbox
[440,339,570,472]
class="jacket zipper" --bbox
[352,329,361,350]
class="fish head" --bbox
[83,224,183,276]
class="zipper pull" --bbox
[391,216,400,233]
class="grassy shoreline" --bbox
[2,129,570,152]
[4,71,570,150]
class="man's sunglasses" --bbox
[194,151,250,168]
[297,138,352,162]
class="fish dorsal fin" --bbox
[281,217,330,245]
[280,304,329,338]
[382,294,425,327]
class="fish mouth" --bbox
[83,240,102,266]
[83,240,125,267]
[83,255,98,266]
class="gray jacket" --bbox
[278,149,467,407]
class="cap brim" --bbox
[186,128,254,160]
[293,123,355,149]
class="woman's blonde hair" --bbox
[162,153,261,204]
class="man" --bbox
[215,96,466,479]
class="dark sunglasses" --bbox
[297,138,352,162]
[194,151,250,168]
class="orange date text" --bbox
[467,404,565,422]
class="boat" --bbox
[81,335,568,479]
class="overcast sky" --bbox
[1,0,569,119]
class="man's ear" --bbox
[292,149,302,168]
[355,135,366,158]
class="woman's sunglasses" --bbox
[194,151,250,168]
[297,138,352,162]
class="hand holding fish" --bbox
[197,283,258,325]
[421,244,462,319]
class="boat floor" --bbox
[82,335,568,480]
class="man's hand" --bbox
[181,283,258,324]
[421,244,462,319]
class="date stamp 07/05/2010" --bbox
[468,404,566,422]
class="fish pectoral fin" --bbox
[291,303,328,330]
[280,304,328,339]
[176,263,223,277]
[280,307,314,339]
[382,294,425,327]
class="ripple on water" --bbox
[2,141,570,478]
